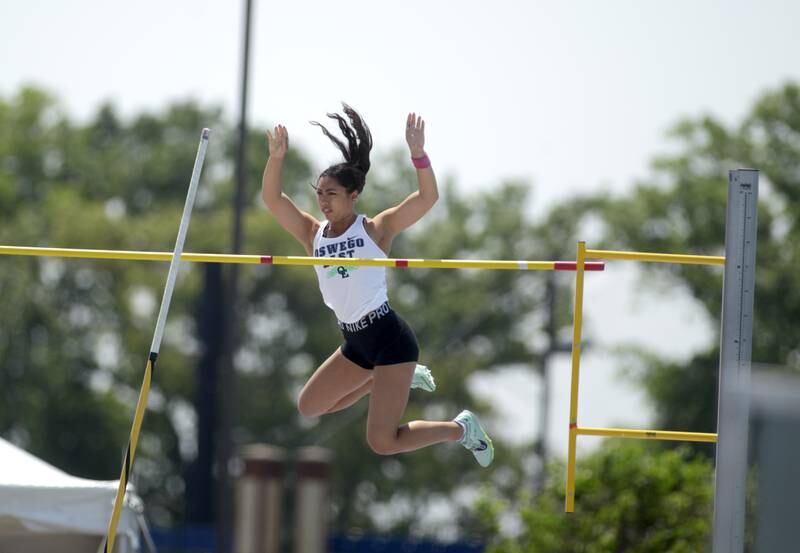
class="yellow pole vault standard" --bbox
[565,241,587,513]
[0,245,606,272]
[104,129,210,553]
[576,426,717,443]
[564,243,723,513]
[586,248,724,266]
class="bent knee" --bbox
[297,390,325,418]
[366,432,400,456]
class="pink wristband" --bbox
[412,153,431,169]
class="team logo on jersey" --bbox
[326,265,359,279]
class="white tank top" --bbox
[312,214,389,323]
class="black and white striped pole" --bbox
[104,128,210,553]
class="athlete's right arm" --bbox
[262,126,319,254]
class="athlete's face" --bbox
[316,176,358,221]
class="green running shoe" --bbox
[410,364,436,392]
[454,410,494,467]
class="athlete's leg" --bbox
[365,362,462,455]
[325,377,373,413]
[297,348,372,417]
[322,362,436,414]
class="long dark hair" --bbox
[311,103,373,194]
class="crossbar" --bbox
[0,246,605,271]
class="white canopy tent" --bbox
[0,436,146,553]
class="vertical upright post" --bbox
[712,169,759,553]
[565,241,586,513]
[294,447,332,553]
[234,445,286,553]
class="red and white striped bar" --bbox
[0,246,604,271]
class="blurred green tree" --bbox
[469,82,800,551]
[479,441,713,553]
[589,82,800,448]
[0,86,585,538]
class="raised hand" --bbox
[266,125,289,159]
[405,113,425,158]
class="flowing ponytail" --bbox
[311,103,373,194]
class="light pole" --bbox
[217,1,253,552]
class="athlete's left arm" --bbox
[373,113,439,239]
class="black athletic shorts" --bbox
[338,302,420,370]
